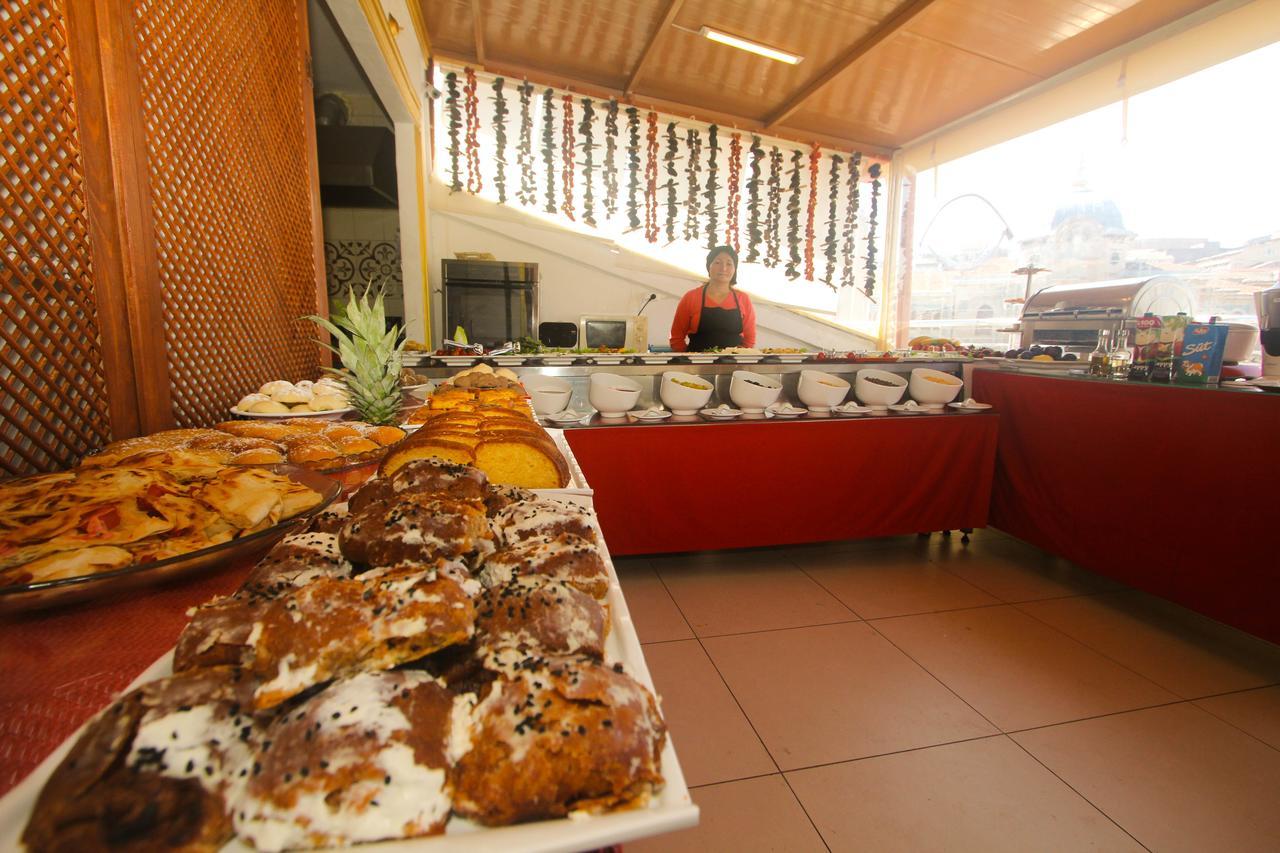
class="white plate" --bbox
[229,406,353,420]
[766,404,807,418]
[630,409,672,422]
[438,355,480,367]
[727,355,763,364]
[638,354,672,364]
[590,354,628,365]
[542,356,575,365]
[492,356,526,366]
[831,403,873,416]
[684,354,718,364]
[948,401,993,412]
[888,403,929,414]
[544,409,589,424]
[699,406,742,419]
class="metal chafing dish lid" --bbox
[1021,275,1195,319]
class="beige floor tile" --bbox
[654,555,856,637]
[643,640,777,787]
[1195,686,1280,751]
[931,541,1125,603]
[704,622,996,770]
[799,548,1000,619]
[875,606,1177,730]
[787,736,1143,853]
[1018,591,1280,698]
[614,559,695,644]
[628,775,826,853]
[1014,703,1280,853]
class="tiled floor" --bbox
[619,528,1280,852]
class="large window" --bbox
[909,41,1280,349]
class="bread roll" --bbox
[236,392,270,411]
[259,380,295,397]
[308,393,347,412]
[249,400,291,414]
[273,386,313,405]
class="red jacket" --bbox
[669,286,757,351]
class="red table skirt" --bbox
[973,370,1280,644]
[564,415,998,555]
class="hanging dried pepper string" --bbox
[644,111,659,242]
[603,100,619,218]
[560,94,576,221]
[726,133,742,251]
[823,154,842,289]
[463,67,482,194]
[664,121,679,243]
[764,146,782,268]
[865,162,882,299]
[841,151,862,289]
[625,107,641,230]
[490,77,508,203]
[541,88,556,214]
[804,144,821,280]
[444,72,462,193]
[745,136,764,263]
[703,124,720,249]
[785,149,803,279]
[684,128,702,243]
[516,81,536,206]
[579,98,597,227]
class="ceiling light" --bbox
[700,27,802,65]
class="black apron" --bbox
[687,285,743,351]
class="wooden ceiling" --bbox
[421,0,1219,153]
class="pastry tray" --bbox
[0,505,697,852]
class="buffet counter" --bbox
[972,370,1280,644]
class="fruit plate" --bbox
[229,406,353,420]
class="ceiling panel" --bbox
[423,0,473,56]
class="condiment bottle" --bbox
[1089,329,1112,377]
[1110,328,1132,380]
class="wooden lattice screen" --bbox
[0,0,114,477]
[132,0,325,427]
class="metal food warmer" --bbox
[1017,275,1195,353]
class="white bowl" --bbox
[589,373,642,418]
[524,376,573,415]
[797,370,850,412]
[908,368,963,409]
[660,371,714,415]
[855,368,907,409]
[729,370,782,413]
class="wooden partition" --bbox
[0,0,326,477]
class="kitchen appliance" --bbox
[538,321,578,348]
[1018,275,1195,355]
[578,314,649,352]
[1255,284,1280,378]
[441,260,538,349]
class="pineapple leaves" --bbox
[303,282,406,425]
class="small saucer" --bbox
[832,403,873,416]
[767,404,808,418]
[545,409,588,424]
[630,409,672,422]
[948,400,992,412]
[700,405,743,419]
[888,403,928,414]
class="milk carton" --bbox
[1175,323,1229,385]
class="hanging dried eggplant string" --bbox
[822,154,842,289]
[684,128,702,243]
[840,151,862,289]
[517,82,536,206]
[625,106,641,230]
[703,124,720,249]
[726,133,742,250]
[744,136,764,263]
[579,98,597,227]
[764,146,782,268]
[541,88,556,214]
[865,162,882,299]
[603,100,619,218]
[560,94,575,221]
[444,71,462,193]
[644,110,659,243]
[664,121,678,243]
[490,77,508,204]
[784,149,803,280]
[463,67,482,194]
[803,144,821,281]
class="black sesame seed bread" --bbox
[474,575,608,660]
[338,493,495,568]
[482,483,537,517]
[478,533,610,599]
[492,498,598,546]
[348,458,489,515]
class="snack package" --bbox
[1175,323,1229,385]
[1130,315,1162,381]
[1151,314,1189,383]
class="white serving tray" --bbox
[533,429,593,507]
[0,504,697,853]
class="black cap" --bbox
[706,244,738,284]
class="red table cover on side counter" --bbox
[973,370,1280,644]
[564,415,998,556]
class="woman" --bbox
[669,245,757,351]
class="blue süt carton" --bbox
[1175,323,1229,385]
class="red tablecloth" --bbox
[973,370,1280,644]
[564,415,998,555]
[0,558,255,795]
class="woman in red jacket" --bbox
[669,245,757,351]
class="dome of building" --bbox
[1049,182,1129,235]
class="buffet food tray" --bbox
[0,504,698,852]
[534,428,593,506]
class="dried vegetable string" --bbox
[684,128,702,243]
[726,133,742,250]
[579,98,597,227]
[840,151,861,289]
[865,162,882,298]
[463,67,482,194]
[516,82,536,206]
[823,154,842,289]
[803,144,821,280]
[764,146,781,267]
[560,94,575,221]
[744,135,764,263]
[603,100,619,217]
[541,88,556,213]
[625,106,641,230]
[785,149,803,279]
[703,124,719,249]
[664,122,678,243]
[444,71,462,192]
[490,77,508,203]
[644,111,659,242]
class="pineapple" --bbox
[305,284,404,425]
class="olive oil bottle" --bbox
[1088,329,1112,377]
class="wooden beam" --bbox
[433,51,894,163]
[625,0,685,96]
[765,0,941,130]
[471,0,486,66]
[404,0,432,64]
